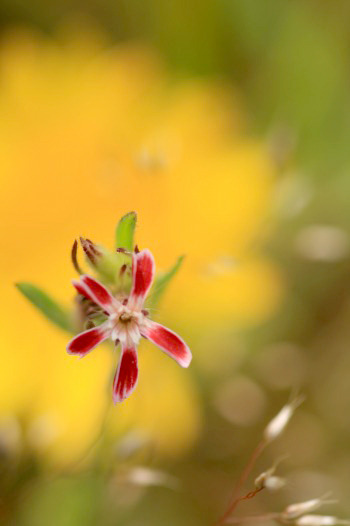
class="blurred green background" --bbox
[2,1,350,525]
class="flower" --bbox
[67,249,192,402]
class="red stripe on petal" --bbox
[72,280,94,302]
[81,275,117,312]
[128,250,155,309]
[141,322,192,368]
[73,280,109,316]
[113,346,138,403]
[67,324,110,357]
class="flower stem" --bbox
[216,439,267,525]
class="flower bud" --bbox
[296,515,350,526]
[255,466,274,488]
[264,396,304,442]
[255,455,287,491]
[283,494,335,520]
[125,466,179,489]
[264,475,286,491]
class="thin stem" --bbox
[216,439,267,525]
[237,487,263,502]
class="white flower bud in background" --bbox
[255,456,287,491]
[264,395,304,442]
[125,466,179,490]
[282,494,335,520]
[296,515,350,526]
[264,475,286,491]
[255,467,275,490]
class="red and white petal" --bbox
[72,280,94,302]
[80,275,119,313]
[67,323,110,357]
[113,345,139,403]
[72,279,109,316]
[141,322,192,368]
[128,249,155,310]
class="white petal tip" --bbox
[113,392,130,404]
[179,354,192,368]
[66,347,84,358]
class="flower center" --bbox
[119,311,133,323]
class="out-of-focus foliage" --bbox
[2,1,350,169]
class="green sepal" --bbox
[16,282,74,332]
[147,255,185,309]
[115,211,137,251]
[79,237,132,291]
[90,246,130,285]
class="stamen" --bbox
[80,237,102,264]
[71,239,84,275]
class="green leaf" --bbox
[147,255,185,309]
[115,211,137,251]
[16,282,73,332]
